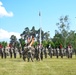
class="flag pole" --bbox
[39,11,41,47]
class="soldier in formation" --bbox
[0,42,74,61]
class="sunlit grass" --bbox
[0,55,76,75]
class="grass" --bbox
[0,55,76,75]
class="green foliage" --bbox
[56,15,70,48]
[21,26,50,44]
[42,40,48,48]
[67,31,76,49]
[2,15,76,49]
[1,41,7,47]
[19,38,25,48]
[32,41,38,47]
[10,35,17,43]
[42,40,55,48]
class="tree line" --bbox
[0,15,76,51]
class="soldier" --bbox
[23,45,28,61]
[67,44,73,58]
[75,50,76,56]
[41,50,43,60]
[18,44,22,58]
[60,48,64,58]
[49,47,53,58]
[9,48,13,58]
[53,48,56,56]
[60,44,64,58]
[70,46,73,58]
[27,46,34,62]
[0,44,3,59]
[27,36,35,62]
[44,47,48,58]
[13,47,17,58]
[35,45,41,61]
[56,47,60,58]
[35,46,39,61]
[9,44,13,58]
[22,35,35,62]
[40,45,43,60]
[3,47,7,58]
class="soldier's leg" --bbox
[23,51,26,61]
[27,52,31,62]
[61,53,63,58]
[45,53,47,58]
[20,53,22,58]
[19,50,22,58]
[68,53,69,58]
[14,53,16,58]
[4,52,7,58]
[50,53,52,58]
[23,55,25,61]
[1,52,3,59]
[31,54,33,62]
[70,53,72,58]
[10,52,12,58]
[56,54,59,58]
[40,52,43,60]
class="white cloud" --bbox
[0,28,21,41]
[0,1,2,6]
[0,1,13,17]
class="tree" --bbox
[56,15,70,48]
[52,31,63,48]
[67,30,76,50]
[20,27,30,41]
[19,38,25,49]
[10,35,17,47]
[30,26,36,37]
[20,26,51,47]
[1,41,7,48]
[44,31,50,41]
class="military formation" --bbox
[0,42,75,62]
[0,35,75,62]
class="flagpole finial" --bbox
[39,11,41,16]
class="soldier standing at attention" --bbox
[0,44,3,58]
[9,44,13,58]
[3,47,7,58]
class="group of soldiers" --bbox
[0,44,18,59]
[0,36,75,62]
[0,43,74,62]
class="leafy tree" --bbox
[56,15,70,48]
[52,31,64,48]
[42,40,48,48]
[67,30,76,50]
[32,41,38,47]
[44,31,50,41]
[30,26,36,37]
[20,27,30,41]
[19,38,25,49]
[10,35,17,47]
[1,41,7,48]
[20,26,50,47]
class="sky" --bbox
[0,0,76,42]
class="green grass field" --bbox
[0,56,76,75]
